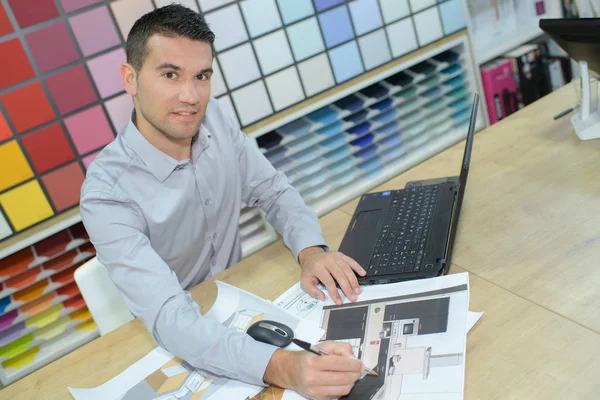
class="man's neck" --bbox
[134,111,192,161]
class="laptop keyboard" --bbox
[368,185,440,276]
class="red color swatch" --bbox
[35,230,71,259]
[0,3,13,36]
[52,264,78,284]
[0,39,35,90]
[57,281,79,297]
[0,112,11,141]
[1,82,56,133]
[25,22,79,73]
[0,248,34,280]
[43,250,78,272]
[7,0,59,29]
[21,124,75,174]
[4,266,41,289]
[45,65,98,115]
[41,162,86,211]
[64,294,85,309]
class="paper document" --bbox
[68,281,323,400]
[316,272,471,400]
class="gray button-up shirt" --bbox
[79,98,327,386]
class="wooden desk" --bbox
[340,84,600,335]
[3,86,600,399]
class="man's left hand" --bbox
[298,247,366,305]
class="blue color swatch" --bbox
[277,0,315,24]
[329,40,364,83]
[348,0,383,35]
[318,6,354,48]
[287,17,325,61]
[313,0,345,12]
[439,0,467,34]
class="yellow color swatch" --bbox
[35,316,70,341]
[70,307,91,321]
[2,346,40,370]
[0,334,33,360]
[0,180,53,231]
[26,304,63,329]
[0,141,33,192]
[75,319,97,331]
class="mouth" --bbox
[171,110,199,121]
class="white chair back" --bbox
[74,257,134,336]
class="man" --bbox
[80,4,366,399]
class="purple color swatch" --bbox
[313,0,345,12]
[25,22,79,73]
[69,6,121,56]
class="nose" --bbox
[179,79,201,104]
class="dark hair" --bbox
[125,4,215,71]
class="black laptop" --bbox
[338,93,479,284]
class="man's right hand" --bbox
[263,341,364,400]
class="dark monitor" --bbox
[539,18,600,75]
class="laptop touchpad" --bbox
[352,209,381,231]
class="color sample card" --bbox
[87,48,127,98]
[1,82,56,133]
[329,41,364,83]
[297,54,335,96]
[414,7,443,46]
[439,0,467,34]
[205,4,248,51]
[379,0,410,24]
[64,106,115,155]
[69,7,121,57]
[240,0,282,38]
[25,22,79,74]
[277,0,314,24]
[45,65,98,115]
[0,181,53,231]
[0,39,35,90]
[59,0,103,13]
[287,17,325,62]
[0,141,34,192]
[21,124,75,174]
[0,4,13,36]
[253,30,294,75]
[265,67,305,111]
[41,163,86,212]
[348,0,383,36]
[104,93,133,132]
[358,29,392,70]
[7,0,59,29]
[0,112,11,142]
[110,0,154,39]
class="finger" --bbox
[343,254,366,278]
[301,276,327,301]
[338,255,363,296]
[318,341,355,358]
[318,354,363,373]
[329,258,357,302]
[304,370,361,387]
[315,269,343,306]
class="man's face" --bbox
[131,35,213,141]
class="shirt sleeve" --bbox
[79,190,278,386]
[224,111,328,261]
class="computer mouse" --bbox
[247,320,294,348]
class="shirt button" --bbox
[205,198,211,206]
[212,232,218,239]
[212,260,217,266]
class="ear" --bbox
[121,63,138,96]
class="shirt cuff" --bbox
[240,338,279,386]
[287,232,328,263]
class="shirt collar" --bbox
[123,111,211,183]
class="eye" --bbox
[164,72,176,79]
[197,74,210,81]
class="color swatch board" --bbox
[246,40,478,249]
[0,222,98,385]
[0,0,467,246]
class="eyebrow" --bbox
[156,64,213,75]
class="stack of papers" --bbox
[68,272,482,399]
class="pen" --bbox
[292,338,379,376]
[553,106,575,120]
